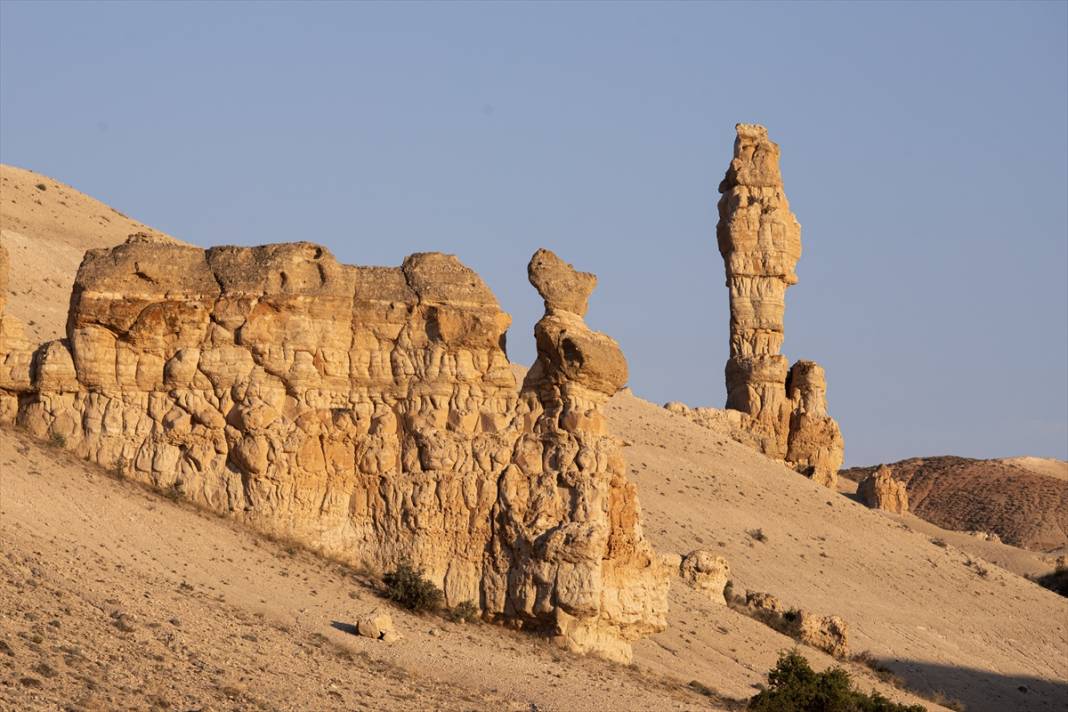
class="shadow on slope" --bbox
[885,659,1068,712]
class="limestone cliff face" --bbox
[0,235,666,661]
[717,124,843,486]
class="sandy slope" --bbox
[614,393,1067,712]
[1,429,721,712]
[1002,457,1068,483]
[837,478,1062,581]
[0,164,179,343]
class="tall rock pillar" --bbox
[717,124,843,486]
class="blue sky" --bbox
[2,1,1065,465]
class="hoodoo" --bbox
[716,124,844,486]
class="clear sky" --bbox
[2,1,1065,465]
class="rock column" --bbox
[717,124,843,486]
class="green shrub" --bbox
[382,561,443,612]
[445,599,480,623]
[748,649,926,712]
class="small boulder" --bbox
[679,550,731,604]
[355,609,396,642]
[792,611,849,658]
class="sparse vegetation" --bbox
[48,432,66,448]
[445,600,480,623]
[382,561,443,612]
[688,679,717,697]
[748,649,926,712]
[34,182,47,191]
[850,651,967,711]
[748,528,769,543]
[726,595,803,641]
[923,690,965,711]
[851,651,904,687]
[929,537,947,548]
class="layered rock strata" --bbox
[0,236,667,661]
[716,124,844,486]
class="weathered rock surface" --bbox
[356,609,398,642]
[743,590,849,658]
[857,465,909,514]
[679,549,731,604]
[3,236,668,660]
[793,610,849,658]
[715,124,843,486]
[486,249,670,662]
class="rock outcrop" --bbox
[716,124,844,486]
[857,464,909,514]
[678,549,731,604]
[743,590,849,658]
[1,236,667,661]
[487,249,670,661]
[793,610,849,658]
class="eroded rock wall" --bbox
[717,124,843,486]
[1,235,667,660]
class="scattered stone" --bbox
[110,610,136,633]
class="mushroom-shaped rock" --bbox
[528,248,597,317]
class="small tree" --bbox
[749,649,926,712]
[382,561,444,612]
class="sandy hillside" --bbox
[3,385,1067,711]
[841,457,1068,553]
[1,168,1066,711]
[0,164,179,343]
[612,392,1067,712]
[1001,457,1068,482]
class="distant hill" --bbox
[842,456,1068,552]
